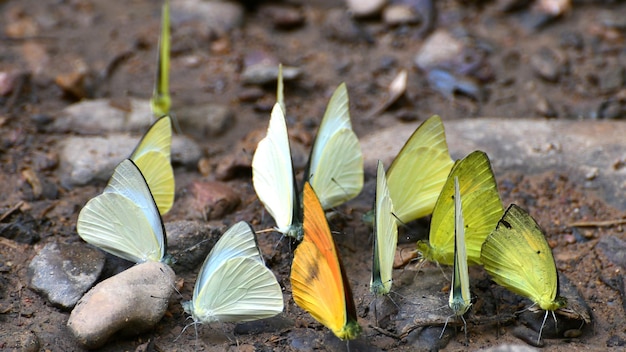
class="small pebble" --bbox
[67,261,175,349]
[165,220,221,273]
[28,242,105,309]
[530,47,567,82]
[176,103,234,138]
[181,181,241,221]
[346,0,387,18]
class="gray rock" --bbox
[360,118,626,211]
[175,0,244,33]
[414,30,463,71]
[67,261,175,349]
[177,103,234,138]
[165,220,222,273]
[480,344,539,352]
[59,133,201,186]
[51,98,152,134]
[28,242,105,309]
[383,4,420,26]
[346,0,387,18]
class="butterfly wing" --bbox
[77,159,165,263]
[386,115,453,224]
[449,177,471,316]
[130,115,174,215]
[251,103,299,237]
[291,183,361,340]
[419,150,503,265]
[307,83,364,210]
[150,0,171,117]
[370,161,398,296]
[481,204,565,311]
[188,256,283,323]
[193,221,264,301]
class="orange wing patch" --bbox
[291,183,361,340]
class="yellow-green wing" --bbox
[150,0,171,117]
[481,204,565,311]
[308,83,364,210]
[418,150,503,265]
[449,177,471,316]
[386,115,453,224]
[370,161,398,296]
[130,115,174,215]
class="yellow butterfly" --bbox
[150,0,171,118]
[252,75,363,240]
[417,150,503,266]
[183,221,283,324]
[441,176,472,342]
[386,115,454,224]
[291,183,362,341]
[370,160,398,296]
[130,115,174,215]
[481,204,567,344]
[77,159,168,263]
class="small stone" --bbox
[241,50,301,85]
[259,4,305,29]
[59,133,200,186]
[414,30,463,71]
[51,98,152,134]
[383,4,419,26]
[67,261,175,349]
[175,0,244,33]
[598,67,624,94]
[28,242,105,309]
[165,221,221,273]
[0,71,19,96]
[238,87,266,103]
[177,103,234,138]
[21,42,49,76]
[180,181,241,221]
[323,9,373,44]
[346,0,387,18]
[530,47,567,82]
[55,68,88,99]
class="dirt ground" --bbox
[1,0,626,351]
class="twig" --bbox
[370,325,401,339]
[0,201,24,222]
[569,219,626,227]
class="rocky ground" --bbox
[1,0,626,351]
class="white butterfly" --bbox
[77,159,167,263]
[182,221,284,324]
[251,79,364,240]
[370,160,398,296]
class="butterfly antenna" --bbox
[439,315,452,339]
[537,309,550,345]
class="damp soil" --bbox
[1,1,626,351]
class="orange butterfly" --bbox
[290,183,362,340]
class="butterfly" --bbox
[441,176,472,342]
[77,159,168,263]
[417,150,503,266]
[150,0,171,118]
[481,204,567,344]
[130,115,175,215]
[252,77,363,240]
[385,115,454,224]
[291,183,362,340]
[370,160,398,296]
[182,221,284,324]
